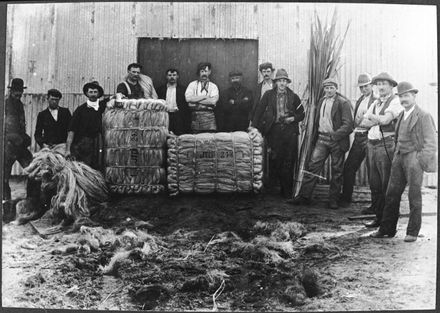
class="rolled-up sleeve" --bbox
[384,97,404,119]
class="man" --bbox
[340,73,377,208]
[217,70,254,132]
[253,69,304,198]
[66,81,109,170]
[290,78,353,209]
[116,63,158,99]
[360,72,403,228]
[156,68,190,135]
[185,62,219,133]
[3,78,33,201]
[371,82,437,242]
[34,89,72,149]
[249,62,275,126]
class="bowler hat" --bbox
[323,77,338,88]
[357,73,372,87]
[83,81,104,97]
[259,62,274,72]
[396,81,418,95]
[229,70,243,77]
[371,72,397,87]
[7,78,27,91]
[273,69,291,83]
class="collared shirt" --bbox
[261,80,273,99]
[364,94,403,140]
[185,80,219,107]
[87,99,100,111]
[354,94,371,131]
[166,84,178,112]
[276,90,287,122]
[318,96,335,133]
[49,107,58,121]
[403,105,416,121]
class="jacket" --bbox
[395,105,437,172]
[313,92,354,152]
[217,85,254,132]
[34,107,72,148]
[353,93,377,126]
[156,84,191,133]
[4,96,31,148]
[249,81,274,123]
[253,87,305,136]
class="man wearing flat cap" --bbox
[340,73,377,208]
[359,72,403,228]
[3,78,33,201]
[217,70,253,132]
[253,69,305,198]
[66,81,110,170]
[34,89,72,149]
[371,82,437,242]
[249,62,275,126]
[290,77,353,209]
[185,62,219,133]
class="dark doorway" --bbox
[137,38,258,94]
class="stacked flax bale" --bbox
[167,128,263,195]
[103,99,169,194]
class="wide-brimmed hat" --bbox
[259,62,274,71]
[273,69,291,83]
[357,73,372,87]
[83,81,104,97]
[372,72,397,87]
[323,77,338,88]
[7,78,27,92]
[396,81,418,95]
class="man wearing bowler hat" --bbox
[359,72,403,228]
[253,69,305,198]
[217,70,254,132]
[371,82,437,242]
[340,73,377,208]
[3,78,33,201]
[66,81,109,170]
[290,77,353,209]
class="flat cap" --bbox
[229,70,243,77]
[259,62,274,71]
[323,77,338,88]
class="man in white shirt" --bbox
[359,72,404,228]
[340,73,377,208]
[371,81,437,242]
[185,62,219,133]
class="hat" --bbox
[83,81,104,97]
[273,69,291,83]
[357,73,372,87]
[197,62,212,74]
[259,62,274,71]
[229,70,243,77]
[7,78,27,92]
[371,72,397,87]
[47,88,62,99]
[396,81,418,95]
[323,77,338,88]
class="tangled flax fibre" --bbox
[24,144,109,220]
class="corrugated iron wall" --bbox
[5,2,438,186]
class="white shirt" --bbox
[185,80,219,106]
[354,94,371,131]
[403,105,416,121]
[318,96,335,133]
[49,107,58,121]
[166,84,178,112]
[364,95,403,140]
[261,80,273,99]
[87,99,100,111]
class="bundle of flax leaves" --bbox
[24,144,109,220]
[293,10,350,197]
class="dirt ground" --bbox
[2,177,437,311]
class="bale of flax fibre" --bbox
[167,128,263,195]
[103,99,169,194]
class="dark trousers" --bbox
[3,142,33,200]
[71,136,102,171]
[379,151,424,236]
[169,112,185,135]
[367,137,395,221]
[341,132,369,202]
[267,123,298,198]
[299,134,345,202]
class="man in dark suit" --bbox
[371,82,437,242]
[34,89,72,149]
[253,69,305,198]
[249,62,275,126]
[340,73,377,208]
[290,78,354,209]
[156,68,190,135]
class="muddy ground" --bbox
[2,177,437,311]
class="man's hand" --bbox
[243,97,249,102]
[43,144,50,149]
[285,117,295,124]
[229,99,235,105]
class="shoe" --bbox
[361,206,375,215]
[370,230,396,238]
[328,201,339,210]
[364,219,380,228]
[287,196,311,205]
[404,235,417,242]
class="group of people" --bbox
[4,62,437,242]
